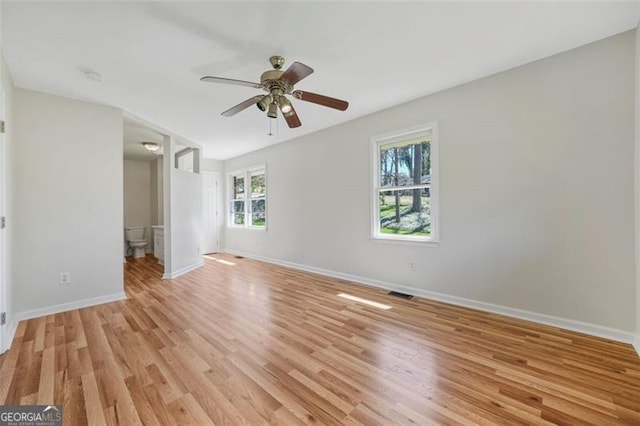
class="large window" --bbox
[228,166,266,229]
[372,124,438,243]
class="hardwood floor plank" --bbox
[5,340,34,404]
[0,333,23,403]
[0,253,639,425]
[167,393,215,426]
[124,375,161,426]
[142,382,177,425]
[63,376,88,426]
[37,346,55,404]
[81,373,107,426]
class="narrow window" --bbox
[249,171,266,227]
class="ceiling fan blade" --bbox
[292,90,349,111]
[279,62,314,86]
[221,95,264,117]
[201,76,264,89]
[280,104,301,128]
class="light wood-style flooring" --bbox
[1,253,640,425]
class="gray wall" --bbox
[124,159,152,251]
[12,88,124,313]
[225,32,635,332]
[153,157,164,226]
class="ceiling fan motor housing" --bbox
[258,69,292,115]
[260,70,286,88]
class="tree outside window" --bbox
[228,166,266,229]
[250,172,266,227]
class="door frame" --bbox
[0,87,6,352]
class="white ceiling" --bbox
[123,119,165,162]
[4,2,640,160]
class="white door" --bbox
[0,88,6,352]
[202,171,219,254]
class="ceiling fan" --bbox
[200,56,349,129]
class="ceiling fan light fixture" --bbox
[278,95,293,114]
[142,142,160,152]
[267,102,278,119]
[256,95,271,112]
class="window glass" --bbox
[228,167,266,229]
[373,125,437,242]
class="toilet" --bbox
[125,226,148,258]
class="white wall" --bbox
[124,159,151,252]
[12,88,124,315]
[225,32,636,334]
[170,169,203,274]
[202,157,223,173]
[162,137,203,278]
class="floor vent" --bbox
[388,291,414,300]
[234,256,245,259]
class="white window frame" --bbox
[227,164,267,230]
[371,123,439,245]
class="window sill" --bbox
[370,236,439,247]
[227,225,267,232]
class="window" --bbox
[372,123,438,243]
[228,166,266,229]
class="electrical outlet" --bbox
[59,272,71,285]
[409,262,416,271]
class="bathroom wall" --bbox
[123,159,151,253]
[152,157,163,225]
[149,156,163,252]
[150,159,158,228]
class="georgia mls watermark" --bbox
[0,405,62,426]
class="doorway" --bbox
[202,171,220,254]
[0,87,6,352]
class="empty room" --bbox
[1,1,640,424]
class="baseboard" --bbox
[634,334,640,357]
[224,249,636,345]
[14,292,128,324]
[2,319,18,354]
[163,260,204,279]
